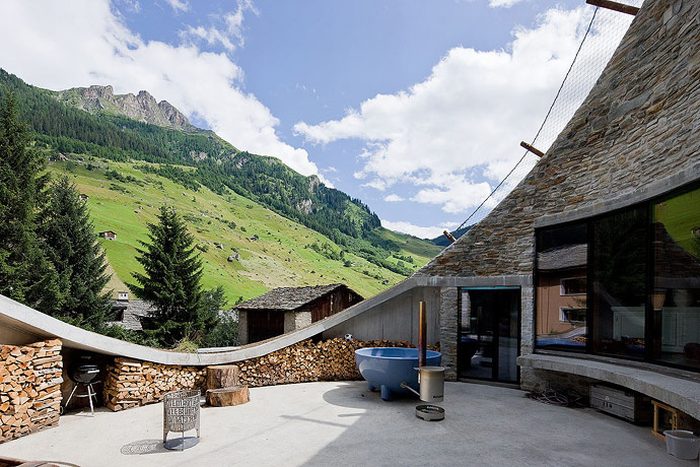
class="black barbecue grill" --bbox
[63,357,101,415]
[72,364,100,384]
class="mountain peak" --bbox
[55,85,194,131]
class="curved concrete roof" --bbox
[0,278,420,366]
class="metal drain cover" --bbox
[416,404,445,421]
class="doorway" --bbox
[458,288,520,383]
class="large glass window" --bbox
[535,222,588,351]
[590,206,648,359]
[652,186,700,370]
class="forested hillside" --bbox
[0,69,439,278]
[0,69,441,302]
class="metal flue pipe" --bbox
[418,301,427,368]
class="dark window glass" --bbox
[535,223,588,351]
[591,206,647,359]
[652,186,700,370]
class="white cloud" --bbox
[0,0,321,178]
[295,7,634,214]
[165,0,188,13]
[383,194,404,202]
[381,219,459,239]
[488,0,525,8]
[179,0,257,52]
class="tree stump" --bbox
[206,365,240,390]
[206,386,249,407]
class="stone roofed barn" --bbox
[106,292,155,332]
[410,0,700,404]
[236,284,363,344]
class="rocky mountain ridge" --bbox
[55,85,194,131]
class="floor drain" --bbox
[416,404,445,421]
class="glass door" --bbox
[458,288,520,383]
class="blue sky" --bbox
[0,0,635,237]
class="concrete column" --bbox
[439,287,458,381]
[238,311,248,345]
[518,284,536,388]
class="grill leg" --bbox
[87,384,95,416]
[64,383,80,411]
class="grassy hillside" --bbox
[0,69,434,276]
[48,156,440,305]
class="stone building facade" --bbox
[414,0,700,393]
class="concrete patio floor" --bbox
[0,381,692,466]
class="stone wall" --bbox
[103,338,416,411]
[238,310,249,344]
[438,287,458,381]
[0,339,63,443]
[417,0,700,280]
[284,311,311,334]
[413,0,700,388]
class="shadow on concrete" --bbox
[302,382,688,467]
[321,381,419,410]
[120,439,170,455]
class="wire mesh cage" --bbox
[163,389,201,450]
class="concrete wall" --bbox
[322,287,440,345]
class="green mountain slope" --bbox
[0,69,441,303]
[47,158,435,302]
[0,69,440,278]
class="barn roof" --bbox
[235,284,360,312]
[537,244,587,272]
[106,300,154,331]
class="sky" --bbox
[0,0,637,238]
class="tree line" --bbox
[0,94,234,349]
[0,69,412,276]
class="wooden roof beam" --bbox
[586,0,639,16]
[520,141,545,158]
[443,230,457,244]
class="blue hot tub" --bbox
[355,347,441,400]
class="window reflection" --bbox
[590,207,647,358]
[653,187,700,370]
[536,223,587,351]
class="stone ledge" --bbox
[518,353,700,421]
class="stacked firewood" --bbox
[236,338,411,387]
[103,338,415,412]
[103,358,205,411]
[0,339,63,443]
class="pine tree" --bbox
[129,206,204,345]
[0,92,61,310]
[39,176,111,327]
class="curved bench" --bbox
[518,353,700,421]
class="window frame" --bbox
[534,179,700,372]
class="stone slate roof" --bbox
[106,300,155,331]
[537,244,587,272]
[417,0,700,279]
[235,284,355,312]
[537,243,588,271]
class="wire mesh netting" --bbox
[455,1,645,231]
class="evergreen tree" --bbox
[129,206,204,346]
[39,176,111,327]
[0,92,60,310]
